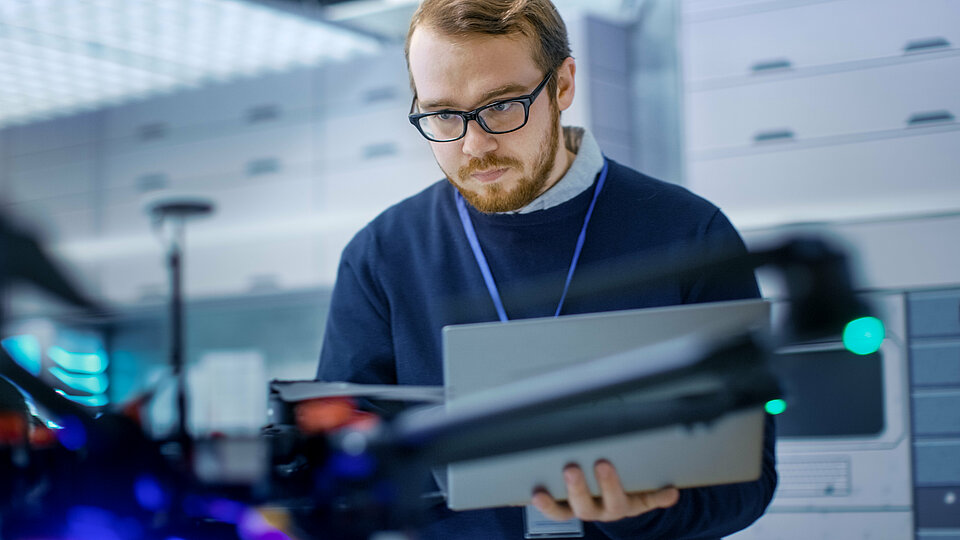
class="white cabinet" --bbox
[683,0,960,83]
[314,107,426,171]
[6,112,100,156]
[8,159,97,204]
[102,122,314,194]
[682,0,960,229]
[102,68,316,142]
[316,51,408,113]
[687,127,960,227]
[687,53,960,152]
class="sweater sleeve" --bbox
[316,234,397,386]
[683,208,761,304]
[595,208,778,539]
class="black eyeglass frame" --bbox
[408,71,554,142]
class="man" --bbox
[317,0,777,538]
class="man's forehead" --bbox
[409,27,540,108]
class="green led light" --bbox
[765,399,787,415]
[843,316,885,355]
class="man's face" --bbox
[408,27,571,213]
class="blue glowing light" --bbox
[206,499,246,525]
[2,335,43,375]
[65,506,142,540]
[48,345,108,374]
[134,474,169,511]
[329,451,376,479]
[57,415,88,450]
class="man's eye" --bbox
[490,102,517,113]
[436,113,455,121]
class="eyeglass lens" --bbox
[418,100,527,141]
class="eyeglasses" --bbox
[408,71,553,143]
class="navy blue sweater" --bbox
[318,159,777,539]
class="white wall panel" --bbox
[316,156,440,214]
[99,191,154,239]
[98,250,168,305]
[187,176,316,231]
[100,174,316,241]
[184,233,322,298]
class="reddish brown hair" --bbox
[405,0,572,97]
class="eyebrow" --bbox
[419,82,530,111]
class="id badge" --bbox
[523,505,584,538]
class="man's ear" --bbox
[555,57,576,112]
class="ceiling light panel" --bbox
[0,0,381,129]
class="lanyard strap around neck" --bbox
[456,158,610,322]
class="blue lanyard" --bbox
[456,158,610,322]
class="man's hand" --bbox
[530,460,680,522]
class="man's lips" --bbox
[471,168,508,183]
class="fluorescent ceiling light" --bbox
[0,0,382,129]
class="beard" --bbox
[444,100,561,213]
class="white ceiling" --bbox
[0,0,382,129]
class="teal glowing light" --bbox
[2,335,43,375]
[843,317,885,355]
[765,399,788,415]
[47,346,107,374]
[49,366,108,394]
[55,389,109,408]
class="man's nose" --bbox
[460,119,498,158]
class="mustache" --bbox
[458,155,524,178]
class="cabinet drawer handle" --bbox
[904,37,951,54]
[247,104,280,123]
[246,157,281,176]
[907,110,955,127]
[753,129,795,144]
[751,59,793,73]
[363,87,398,104]
[363,142,398,160]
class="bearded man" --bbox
[316,0,777,537]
